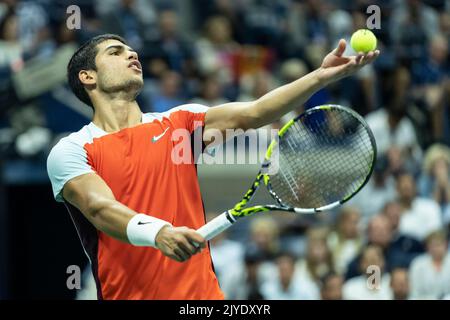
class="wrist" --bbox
[312,67,331,88]
[126,213,172,247]
[155,225,171,248]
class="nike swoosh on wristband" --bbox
[152,127,170,143]
[138,221,153,225]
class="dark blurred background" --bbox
[0,0,449,300]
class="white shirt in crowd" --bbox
[261,269,320,300]
[343,274,392,300]
[365,108,419,156]
[210,239,245,281]
[399,198,442,241]
[409,253,450,299]
[327,232,362,275]
[348,176,396,226]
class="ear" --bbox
[79,69,96,86]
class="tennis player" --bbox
[47,34,378,299]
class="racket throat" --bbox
[225,210,237,223]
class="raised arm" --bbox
[62,173,206,262]
[204,39,379,139]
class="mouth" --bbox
[128,61,142,73]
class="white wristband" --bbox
[126,214,172,247]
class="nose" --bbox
[128,51,138,61]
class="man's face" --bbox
[92,39,144,96]
[383,202,402,230]
[368,216,392,248]
[340,211,360,239]
[277,256,295,287]
[427,237,447,261]
[360,246,385,273]
[396,174,416,203]
[390,269,409,300]
[321,275,343,300]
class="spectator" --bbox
[348,156,396,223]
[239,0,288,48]
[0,10,23,72]
[144,70,184,112]
[248,216,280,262]
[366,66,423,173]
[246,216,281,286]
[389,268,410,300]
[345,213,424,279]
[418,144,450,226]
[142,9,195,76]
[327,206,363,275]
[100,0,154,50]
[382,201,424,266]
[343,245,392,300]
[409,230,450,299]
[261,252,319,300]
[219,246,265,300]
[13,1,53,59]
[391,0,439,64]
[320,272,344,300]
[296,227,334,294]
[411,34,449,142]
[238,70,275,102]
[192,74,229,106]
[196,15,239,85]
[396,171,443,240]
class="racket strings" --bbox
[269,107,375,209]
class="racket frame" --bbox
[197,104,377,240]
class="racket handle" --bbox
[196,211,236,241]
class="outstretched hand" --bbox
[318,39,380,84]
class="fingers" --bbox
[184,230,207,249]
[162,227,206,263]
[178,237,200,256]
[333,39,347,57]
[173,247,190,262]
[355,49,380,66]
[355,52,364,64]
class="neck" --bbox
[432,256,443,265]
[91,91,142,132]
[400,198,412,209]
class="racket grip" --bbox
[196,211,236,241]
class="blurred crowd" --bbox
[0,0,449,300]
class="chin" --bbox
[124,77,144,91]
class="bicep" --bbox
[62,172,116,218]
[204,101,257,138]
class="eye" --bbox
[110,51,119,56]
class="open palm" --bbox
[319,39,380,83]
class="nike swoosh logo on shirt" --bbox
[151,127,170,143]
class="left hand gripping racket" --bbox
[196,104,377,241]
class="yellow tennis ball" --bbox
[350,29,377,53]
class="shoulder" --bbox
[143,104,210,131]
[365,109,387,127]
[146,103,210,119]
[46,125,99,202]
[414,198,440,212]
[344,275,364,287]
[47,124,99,162]
[410,254,430,270]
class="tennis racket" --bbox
[196,104,377,241]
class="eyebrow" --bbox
[104,44,136,53]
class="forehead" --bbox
[96,39,132,53]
